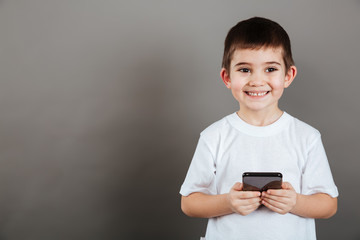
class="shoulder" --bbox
[200,113,234,139]
[287,113,321,143]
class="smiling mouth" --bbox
[245,91,270,97]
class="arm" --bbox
[181,182,262,218]
[181,192,232,218]
[290,193,337,219]
[261,182,337,219]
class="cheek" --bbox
[272,83,284,90]
[230,82,245,100]
[270,78,286,90]
[230,80,245,90]
[271,84,285,99]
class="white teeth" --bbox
[247,91,268,96]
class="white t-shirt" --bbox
[180,112,338,240]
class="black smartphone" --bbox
[242,172,282,192]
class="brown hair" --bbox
[222,17,294,73]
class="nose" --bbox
[249,72,265,87]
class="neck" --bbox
[237,108,283,126]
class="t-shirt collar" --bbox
[227,111,291,137]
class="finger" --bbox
[240,197,262,206]
[232,182,243,191]
[241,200,261,209]
[233,188,260,198]
[239,191,261,199]
[242,200,262,212]
[266,185,296,199]
[262,193,288,204]
[264,197,290,211]
[282,182,294,190]
[262,199,285,214]
[232,198,261,215]
[233,198,261,211]
[249,201,262,210]
[232,192,261,204]
[262,190,290,199]
[262,197,290,213]
[265,189,289,198]
[239,206,259,216]
[262,194,288,205]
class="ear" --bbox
[284,65,297,88]
[220,68,231,89]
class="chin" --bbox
[244,105,270,112]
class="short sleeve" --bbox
[301,135,338,198]
[179,135,217,196]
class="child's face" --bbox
[221,47,297,114]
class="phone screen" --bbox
[242,172,282,192]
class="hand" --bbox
[261,182,297,215]
[227,182,262,216]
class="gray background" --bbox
[0,0,359,239]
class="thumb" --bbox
[232,182,243,191]
[282,182,294,190]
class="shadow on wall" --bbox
[0,30,205,239]
[109,51,205,239]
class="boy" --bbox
[180,17,338,240]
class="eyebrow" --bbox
[233,61,282,67]
[233,62,250,67]
[265,61,282,66]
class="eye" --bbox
[266,67,277,72]
[239,68,251,73]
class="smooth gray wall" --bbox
[0,0,359,239]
